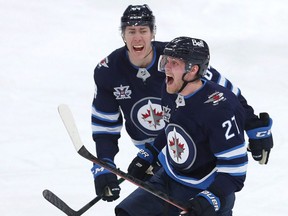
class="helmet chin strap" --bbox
[178,73,200,93]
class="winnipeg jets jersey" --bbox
[156,80,248,195]
[92,41,255,162]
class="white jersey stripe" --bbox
[92,124,122,134]
[92,106,120,122]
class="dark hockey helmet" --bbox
[121,4,155,32]
[163,36,210,76]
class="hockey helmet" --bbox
[121,4,155,32]
[160,37,210,77]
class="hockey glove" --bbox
[91,159,120,202]
[246,112,273,164]
[128,143,159,180]
[128,155,152,180]
[180,190,220,216]
[128,149,154,180]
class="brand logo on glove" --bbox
[93,167,104,175]
[138,149,150,158]
[256,129,271,138]
[200,190,220,211]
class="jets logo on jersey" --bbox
[131,97,165,136]
[113,85,132,99]
[165,124,196,170]
[142,103,163,129]
[169,128,185,161]
[204,91,226,105]
[97,57,109,68]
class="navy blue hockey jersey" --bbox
[92,41,255,162]
[156,80,248,195]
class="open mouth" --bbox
[166,74,174,85]
[133,45,144,52]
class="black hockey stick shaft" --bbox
[77,146,188,211]
[58,104,188,211]
[43,178,125,216]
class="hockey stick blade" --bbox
[43,189,78,216]
[43,177,123,216]
[58,104,83,152]
[58,104,189,211]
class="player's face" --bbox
[123,26,154,65]
[164,56,186,94]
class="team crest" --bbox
[131,97,165,136]
[97,57,109,68]
[168,127,186,162]
[165,124,196,169]
[113,85,132,99]
[204,91,226,105]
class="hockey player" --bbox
[91,4,273,203]
[115,36,248,216]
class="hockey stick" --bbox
[43,189,92,216]
[43,178,125,216]
[58,104,188,211]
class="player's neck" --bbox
[128,48,153,68]
[179,79,203,96]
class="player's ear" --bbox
[121,33,126,43]
[191,65,199,74]
[186,65,199,79]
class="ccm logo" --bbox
[256,129,271,137]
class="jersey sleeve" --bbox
[206,102,248,196]
[91,63,123,161]
[205,65,257,123]
[152,127,167,152]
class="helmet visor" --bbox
[158,55,186,73]
[158,55,167,72]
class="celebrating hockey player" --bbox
[115,36,247,216]
[90,4,273,204]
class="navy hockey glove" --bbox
[128,148,154,180]
[246,112,273,164]
[128,143,159,180]
[91,159,120,202]
[180,190,220,216]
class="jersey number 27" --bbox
[222,115,240,140]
